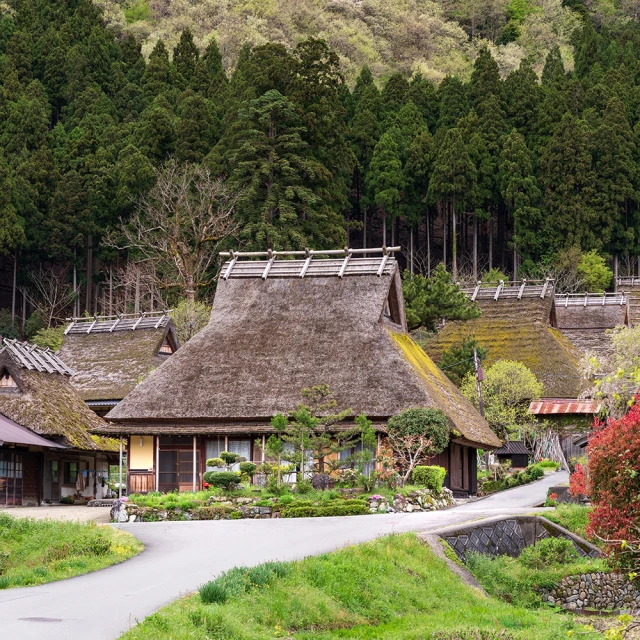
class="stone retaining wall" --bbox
[544,573,640,611]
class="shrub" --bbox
[238,462,257,480]
[202,471,240,490]
[295,480,313,494]
[31,326,65,350]
[536,459,560,469]
[412,465,446,493]
[199,579,230,604]
[587,401,640,570]
[281,501,369,518]
[518,537,578,570]
[569,463,587,497]
[206,457,225,469]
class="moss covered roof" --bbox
[59,322,178,401]
[425,295,584,398]
[0,350,117,451]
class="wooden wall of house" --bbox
[22,453,40,506]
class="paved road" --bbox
[0,472,567,640]
[2,505,112,523]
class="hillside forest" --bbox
[1,0,640,339]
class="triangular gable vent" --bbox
[158,336,175,355]
[383,273,404,327]
[0,369,18,390]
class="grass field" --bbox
[0,513,142,588]
[120,534,600,640]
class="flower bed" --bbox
[111,487,455,522]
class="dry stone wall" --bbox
[545,573,640,611]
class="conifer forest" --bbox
[1,0,640,335]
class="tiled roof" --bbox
[529,399,601,415]
[1,339,72,375]
[493,441,532,456]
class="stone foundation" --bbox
[544,573,640,611]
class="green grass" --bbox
[0,513,142,589]
[119,534,600,640]
[466,538,607,609]
[542,504,593,541]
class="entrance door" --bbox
[158,450,201,492]
[0,452,23,506]
[43,459,60,502]
[450,444,464,490]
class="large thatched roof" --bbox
[0,341,115,451]
[59,312,179,402]
[425,281,584,398]
[617,278,640,325]
[105,254,499,449]
[555,293,629,357]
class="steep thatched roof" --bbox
[59,313,179,402]
[0,342,115,451]
[617,278,640,326]
[555,293,629,357]
[105,253,499,449]
[425,281,584,398]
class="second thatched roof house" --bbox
[425,280,584,399]
[59,312,179,416]
[96,248,499,497]
[0,339,117,506]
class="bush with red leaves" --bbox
[569,463,587,497]
[587,400,640,570]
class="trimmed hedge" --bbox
[412,465,446,492]
[202,471,241,489]
[281,499,369,518]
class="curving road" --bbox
[0,471,567,640]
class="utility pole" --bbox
[473,348,484,417]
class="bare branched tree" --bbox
[21,266,77,327]
[104,160,239,302]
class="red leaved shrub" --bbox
[587,400,640,568]
[569,464,587,497]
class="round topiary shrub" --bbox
[202,471,241,490]
[412,465,446,493]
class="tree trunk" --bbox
[363,206,368,251]
[614,255,619,291]
[452,198,457,279]
[488,217,493,271]
[109,267,113,316]
[186,274,195,303]
[427,213,431,277]
[85,235,93,315]
[11,253,17,321]
[391,214,395,247]
[410,226,414,274]
[442,203,447,269]
[382,212,387,246]
[134,268,141,314]
[473,214,478,281]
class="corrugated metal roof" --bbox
[64,312,172,335]
[0,412,66,448]
[493,441,532,456]
[1,339,73,375]
[529,399,601,415]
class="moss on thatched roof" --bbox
[0,350,116,451]
[425,292,584,398]
[59,320,178,401]
[105,258,499,449]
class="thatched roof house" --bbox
[98,248,499,496]
[59,312,179,414]
[0,340,117,506]
[425,280,583,398]
[617,277,640,325]
[554,293,629,357]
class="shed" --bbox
[425,280,584,398]
[554,293,629,357]
[59,312,179,415]
[96,248,500,496]
[492,441,532,470]
[0,340,117,506]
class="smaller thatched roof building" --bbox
[59,312,179,413]
[617,277,640,326]
[0,339,112,451]
[425,279,583,398]
[555,293,629,357]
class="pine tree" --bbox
[175,91,217,163]
[499,129,541,266]
[141,40,172,100]
[428,128,476,277]
[407,74,439,131]
[541,46,566,88]
[381,73,409,114]
[135,99,176,160]
[437,76,469,130]
[173,28,200,84]
[504,60,540,142]
[352,66,374,105]
[0,160,25,254]
[470,46,504,108]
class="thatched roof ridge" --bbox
[425,288,584,398]
[461,279,554,301]
[555,293,629,357]
[1,339,72,374]
[106,257,499,449]
[64,311,172,335]
[0,348,115,451]
[59,318,179,402]
[616,278,640,326]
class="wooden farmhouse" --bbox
[59,312,179,416]
[554,293,630,357]
[94,248,500,497]
[0,339,117,506]
[425,280,583,399]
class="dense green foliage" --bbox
[121,534,599,640]
[3,0,640,330]
[542,504,592,541]
[467,536,606,609]
[0,513,141,588]
[201,471,241,489]
[480,462,545,494]
[440,335,488,386]
[412,465,447,493]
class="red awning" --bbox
[528,399,601,415]
[0,412,66,448]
